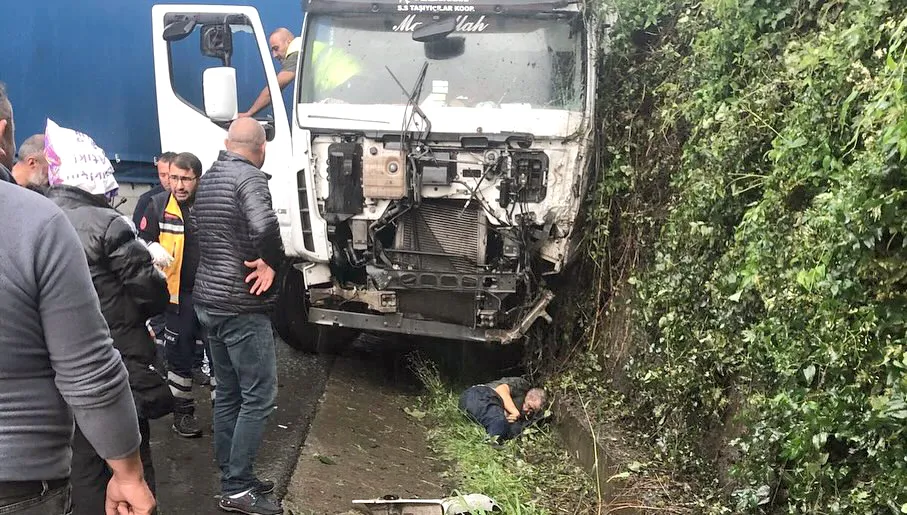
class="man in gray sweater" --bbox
[0,84,155,514]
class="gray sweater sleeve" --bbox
[36,212,141,460]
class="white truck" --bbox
[151,0,597,350]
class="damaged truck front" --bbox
[150,0,597,350]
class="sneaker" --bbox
[192,367,211,386]
[252,479,274,495]
[172,413,203,438]
[218,489,283,514]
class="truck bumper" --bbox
[308,290,554,344]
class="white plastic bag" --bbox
[45,118,119,199]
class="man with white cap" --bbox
[43,120,172,515]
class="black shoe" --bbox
[192,367,211,386]
[218,490,283,514]
[172,413,203,438]
[252,479,274,495]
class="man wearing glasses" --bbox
[138,152,209,438]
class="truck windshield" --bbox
[298,13,584,110]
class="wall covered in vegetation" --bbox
[556,0,907,511]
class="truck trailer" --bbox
[1,0,301,177]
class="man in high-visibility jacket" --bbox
[139,152,211,438]
[309,39,361,99]
[239,26,361,117]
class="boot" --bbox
[191,367,210,386]
[172,398,202,438]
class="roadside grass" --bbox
[410,357,598,515]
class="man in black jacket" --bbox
[194,118,285,515]
[132,151,176,228]
[45,136,172,515]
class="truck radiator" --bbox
[392,200,486,273]
[398,291,476,326]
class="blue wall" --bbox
[1,0,302,167]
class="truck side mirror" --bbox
[201,24,234,65]
[163,18,197,42]
[203,67,238,122]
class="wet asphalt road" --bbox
[149,339,332,515]
[147,332,523,515]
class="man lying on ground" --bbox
[458,376,547,442]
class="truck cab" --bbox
[151,0,597,348]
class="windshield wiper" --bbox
[386,62,432,205]
[385,63,432,138]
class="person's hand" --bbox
[237,111,253,118]
[505,411,519,423]
[244,259,276,295]
[105,474,156,515]
[146,242,174,268]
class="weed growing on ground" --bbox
[410,358,598,515]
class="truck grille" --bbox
[393,200,486,273]
[296,169,315,252]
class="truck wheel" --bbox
[272,264,319,353]
[272,265,357,355]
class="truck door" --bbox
[150,5,306,256]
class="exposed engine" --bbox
[304,131,566,342]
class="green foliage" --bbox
[581,0,907,511]
[411,359,596,515]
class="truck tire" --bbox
[272,264,356,354]
[272,264,319,353]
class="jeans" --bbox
[71,418,154,515]
[458,386,513,439]
[195,307,278,495]
[0,484,71,514]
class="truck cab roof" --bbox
[304,0,582,14]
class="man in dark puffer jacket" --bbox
[193,118,285,515]
[46,163,172,515]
